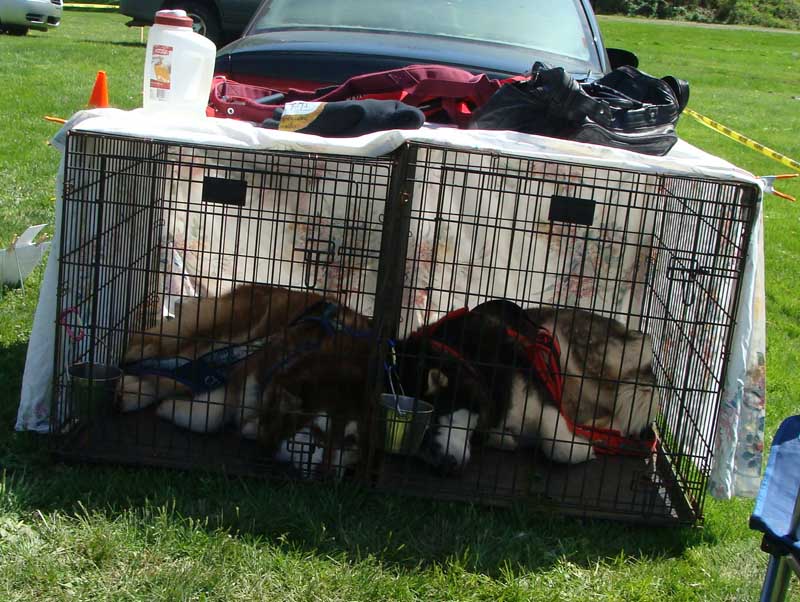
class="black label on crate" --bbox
[202,176,247,206]
[548,195,595,226]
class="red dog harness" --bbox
[503,324,656,457]
[414,306,656,457]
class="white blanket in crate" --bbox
[16,109,766,499]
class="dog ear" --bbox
[425,369,449,395]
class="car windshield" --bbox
[250,0,595,65]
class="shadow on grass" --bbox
[0,328,712,577]
[0,338,50,465]
[0,341,26,418]
[78,40,146,48]
[2,442,715,577]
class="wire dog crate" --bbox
[52,131,759,525]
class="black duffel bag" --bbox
[468,63,689,156]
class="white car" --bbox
[0,0,62,35]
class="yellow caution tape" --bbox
[684,108,800,173]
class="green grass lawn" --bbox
[1,12,799,601]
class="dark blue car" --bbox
[214,0,628,91]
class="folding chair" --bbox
[749,415,800,602]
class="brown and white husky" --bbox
[117,284,371,478]
[395,300,659,472]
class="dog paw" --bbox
[542,439,596,464]
[240,418,260,440]
[419,425,473,475]
[274,427,324,479]
[117,375,155,412]
[484,428,520,451]
[155,399,180,422]
[156,398,226,433]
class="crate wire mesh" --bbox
[53,131,758,524]
[376,145,756,521]
[54,133,392,477]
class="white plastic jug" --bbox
[142,9,216,119]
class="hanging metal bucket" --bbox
[377,393,434,456]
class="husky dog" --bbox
[527,306,657,439]
[255,338,370,478]
[395,301,659,472]
[117,284,371,478]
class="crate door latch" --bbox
[300,238,335,288]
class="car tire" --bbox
[169,1,221,46]
[5,24,29,36]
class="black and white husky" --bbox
[395,301,659,472]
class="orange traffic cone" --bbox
[87,70,110,108]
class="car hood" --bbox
[216,29,596,83]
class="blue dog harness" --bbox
[122,301,369,393]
